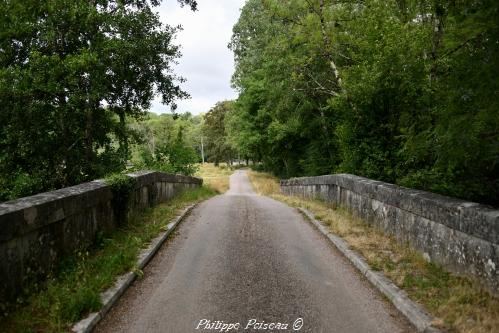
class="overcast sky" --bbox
[150,0,247,115]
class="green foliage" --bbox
[105,173,136,225]
[227,0,499,205]
[202,101,236,166]
[0,185,215,332]
[141,139,199,176]
[0,0,197,201]
[130,112,201,176]
[104,173,136,195]
[0,172,45,202]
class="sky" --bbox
[150,0,247,115]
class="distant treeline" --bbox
[223,0,499,205]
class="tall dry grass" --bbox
[247,170,280,195]
[196,163,234,193]
[247,170,499,333]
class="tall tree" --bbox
[202,101,235,166]
[228,0,499,205]
[0,0,197,200]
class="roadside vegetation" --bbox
[247,170,499,333]
[196,163,235,194]
[223,0,499,206]
[129,112,203,177]
[0,186,216,333]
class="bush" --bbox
[0,171,46,202]
[134,141,199,176]
[105,174,136,225]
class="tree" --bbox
[0,0,197,200]
[227,0,499,205]
[130,112,202,176]
[229,0,342,177]
[202,101,235,166]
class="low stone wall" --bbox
[0,171,202,300]
[281,174,499,294]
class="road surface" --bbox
[95,170,413,333]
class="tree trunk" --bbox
[118,110,128,165]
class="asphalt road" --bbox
[95,170,413,333]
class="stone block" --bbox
[0,171,201,300]
[280,173,499,294]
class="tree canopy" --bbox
[202,101,236,166]
[226,0,499,205]
[0,0,197,200]
[130,112,202,176]
[2,0,498,205]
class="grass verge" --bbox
[247,170,499,333]
[196,163,234,193]
[0,186,216,333]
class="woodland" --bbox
[1,0,498,205]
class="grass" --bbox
[0,186,216,333]
[247,170,499,333]
[195,163,234,193]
